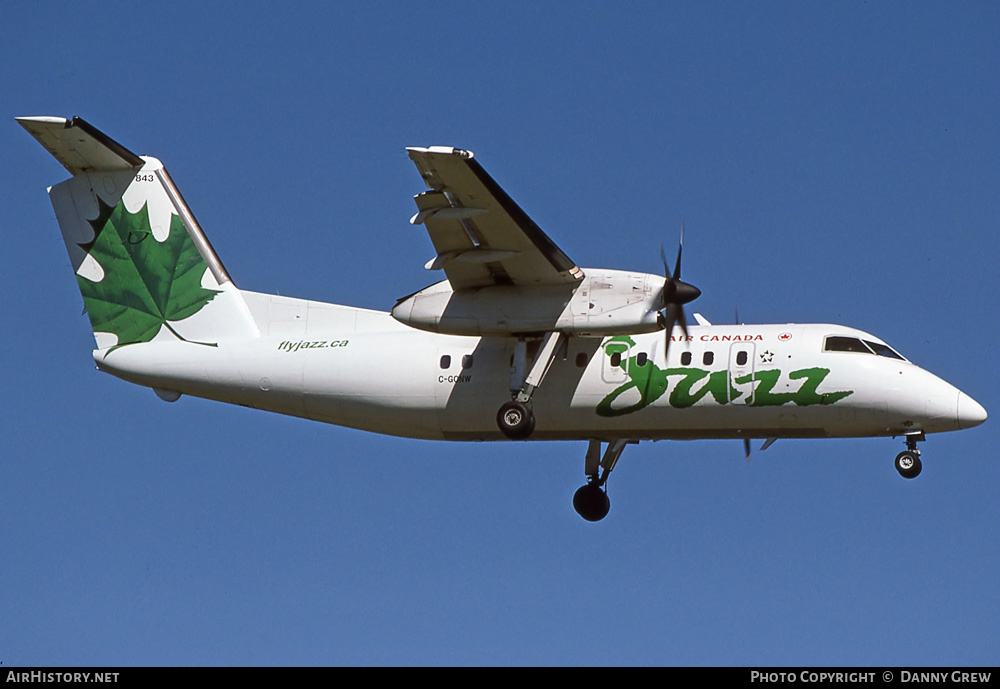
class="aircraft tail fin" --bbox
[19,116,259,350]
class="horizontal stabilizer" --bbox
[16,116,143,175]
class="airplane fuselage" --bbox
[94,290,981,443]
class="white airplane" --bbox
[19,116,987,521]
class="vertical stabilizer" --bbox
[19,116,258,350]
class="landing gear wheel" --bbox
[496,401,535,440]
[895,451,922,479]
[573,482,611,522]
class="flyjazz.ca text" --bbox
[277,339,349,352]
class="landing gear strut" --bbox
[573,439,633,521]
[895,433,923,479]
[496,332,565,440]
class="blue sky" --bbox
[3,2,998,666]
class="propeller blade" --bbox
[676,220,686,279]
[659,244,672,282]
[661,303,679,363]
[744,437,752,461]
[657,224,701,366]
[676,305,689,340]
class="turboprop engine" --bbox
[391,269,667,337]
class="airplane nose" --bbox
[957,392,987,429]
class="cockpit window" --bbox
[864,340,905,360]
[824,336,872,353]
[823,336,907,361]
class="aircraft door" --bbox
[601,339,631,384]
[728,343,756,405]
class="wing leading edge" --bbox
[407,146,584,290]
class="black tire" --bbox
[497,401,535,440]
[573,483,611,522]
[895,451,922,479]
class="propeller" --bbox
[657,227,702,364]
[735,306,751,460]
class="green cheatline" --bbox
[77,197,220,349]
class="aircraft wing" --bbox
[407,147,584,290]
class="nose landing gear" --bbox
[573,439,634,521]
[894,433,923,479]
[573,480,610,522]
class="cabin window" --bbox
[462,354,474,368]
[440,355,451,369]
[680,351,692,366]
[636,352,648,367]
[736,351,748,366]
[703,352,714,366]
[610,352,622,367]
[576,352,588,368]
[824,336,872,354]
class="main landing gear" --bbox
[496,400,534,440]
[573,439,634,522]
[894,433,923,479]
[496,332,565,440]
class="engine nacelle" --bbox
[391,269,665,337]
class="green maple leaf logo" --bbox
[77,197,220,348]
